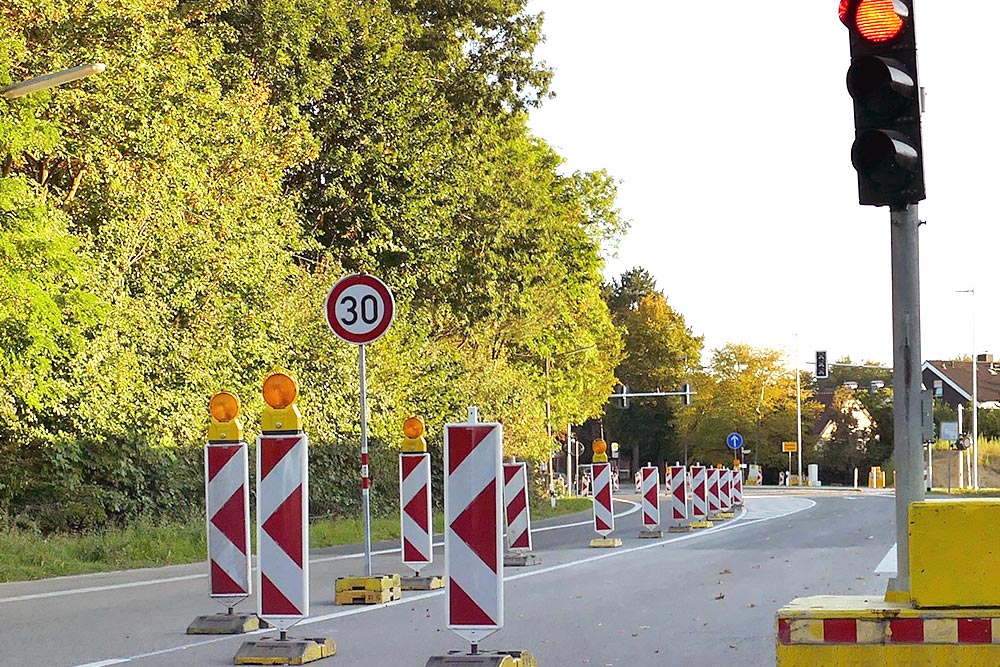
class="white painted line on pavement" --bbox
[3,500,640,604]
[68,496,812,667]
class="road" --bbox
[0,489,895,667]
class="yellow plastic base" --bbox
[234,637,335,664]
[689,521,713,529]
[335,574,402,605]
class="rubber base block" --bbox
[425,650,537,666]
[589,537,622,548]
[401,575,445,590]
[638,529,663,538]
[504,552,542,567]
[187,612,261,635]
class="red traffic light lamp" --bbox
[840,0,924,207]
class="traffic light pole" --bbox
[889,203,926,594]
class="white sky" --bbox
[527,1,999,371]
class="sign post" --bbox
[324,274,395,577]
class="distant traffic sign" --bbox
[782,441,798,453]
[324,274,395,344]
[726,433,743,451]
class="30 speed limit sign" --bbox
[324,274,395,344]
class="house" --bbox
[810,389,874,444]
[922,357,1000,412]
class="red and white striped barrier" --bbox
[400,452,432,574]
[205,442,251,606]
[690,465,708,523]
[503,462,532,551]
[719,468,732,513]
[640,466,659,529]
[706,467,721,516]
[592,462,614,536]
[580,473,591,497]
[444,413,503,644]
[732,468,744,506]
[668,465,688,522]
[256,433,309,630]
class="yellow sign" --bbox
[782,441,798,453]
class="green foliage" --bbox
[0,0,628,535]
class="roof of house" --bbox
[923,360,1000,404]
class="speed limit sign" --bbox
[324,274,395,344]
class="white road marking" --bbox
[1,500,641,604]
[67,496,813,667]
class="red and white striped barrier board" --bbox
[640,466,659,528]
[669,465,688,520]
[580,473,591,497]
[707,467,720,515]
[778,615,1000,646]
[719,468,732,512]
[690,466,708,521]
[592,462,614,536]
[400,452,432,573]
[444,418,503,643]
[503,462,532,551]
[732,468,744,506]
[205,442,251,606]
[256,433,309,630]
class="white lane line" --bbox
[2,500,639,604]
[69,497,812,667]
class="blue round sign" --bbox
[726,432,743,451]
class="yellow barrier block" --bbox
[335,574,401,593]
[779,644,1000,666]
[910,500,1000,608]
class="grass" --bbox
[0,496,592,583]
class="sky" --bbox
[526,1,1000,372]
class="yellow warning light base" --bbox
[335,574,402,605]
[592,453,608,463]
[589,537,622,548]
[402,436,428,453]
[208,417,244,442]
[234,636,335,665]
[689,520,713,529]
[425,650,537,667]
[262,404,303,433]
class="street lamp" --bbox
[956,288,978,489]
[1,63,106,99]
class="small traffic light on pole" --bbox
[816,351,829,379]
[840,0,925,207]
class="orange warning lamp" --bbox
[208,391,244,442]
[261,372,303,433]
[401,416,428,452]
[592,438,608,463]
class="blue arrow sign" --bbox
[726,432,743,451]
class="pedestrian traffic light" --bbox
[816,351,829,379]
[840,0,925,207]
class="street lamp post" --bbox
[956,288,978,489]
[1,63,106,99]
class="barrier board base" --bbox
[718,512,736,519]
[667,525,691,534]
[234,637,336,664]
[589,537,622,548]
[689,520,713,529]
[638,529,663,538]
[401,575,445,591]
[504,552,541,567]
[335,574,402,605]
[777,595,1000,667]
[187,611,262,635]
[425,650,536,666]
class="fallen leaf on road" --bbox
[747,603,756,608]
[715,592,725,600]
[719,568,732,575]
[729,644,738,649]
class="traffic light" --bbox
[816,351,829,379]
[840,0,925,207]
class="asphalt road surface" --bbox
[0,489,896,667]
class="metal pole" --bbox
[889,204,926,593]
[567,423,574,495]
[359,343,372,576]
[795,346,802,484]
[957,405,964,489]
[545,356,554,495]
[972,296,979,489]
